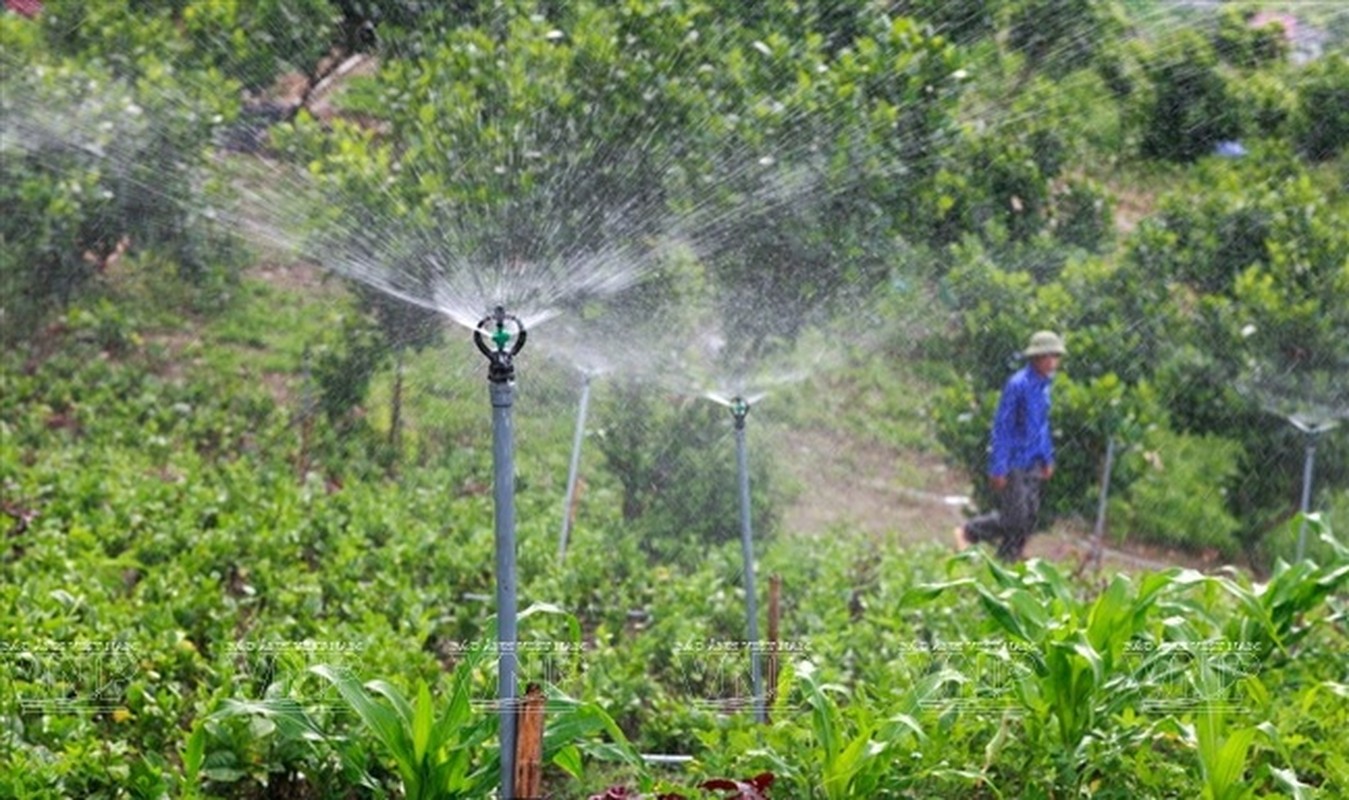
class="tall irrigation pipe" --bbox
[1085,435,1118,574]
[1292,419,1337,561]
[730,397,765,723]
[1298,433,1317,561]
[474,307,527,800]
[558,372,593,562]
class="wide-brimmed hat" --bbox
[1024,330,1066,358]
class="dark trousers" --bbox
[965,469,1042,561]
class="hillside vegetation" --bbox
[2,1,1348,797]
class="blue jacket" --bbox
[988,365,1055,477]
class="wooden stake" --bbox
[766,574,781,720]
[514,682,546,799]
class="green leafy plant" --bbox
[310,656,496,799]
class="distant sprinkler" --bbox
[558,369,595,563]
[726,394,764,723]
[1289,416,1339,562]
[1240,357,1348,561]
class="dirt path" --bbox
[774,426,1230,575]
[776,427,968,543]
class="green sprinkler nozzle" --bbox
[731,396,750,429]
[474,305,528,383]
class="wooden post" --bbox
[514,683,546,799]
[766,574,781,721]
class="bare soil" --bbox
[774,425,1230,575]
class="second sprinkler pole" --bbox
[730,395,766,723]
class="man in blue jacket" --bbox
[955,331,1065,561]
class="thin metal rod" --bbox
[1296,437,1317,561]
[1090,436,1117,572]
[558,373,592,562]
[490,379,518,800]
[735,422,765,723]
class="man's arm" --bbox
[987,377,1021,485]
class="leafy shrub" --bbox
[0,42,239,342]
[1233,71,1295,140]
[1292,55,1349,161]
[592,381,780,565]
[1139,31,1242,162]
[1212,6,1288,69]
[1115,428,1244,556]
[1007,0,1118,77]
[1051,177,1114,253]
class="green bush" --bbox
[0,37,239,342]
[591,380,781,565]
[1213,6,1288,69]
[1051,177,1114,253]
[1007,0,1118,77]
[1233,71,1295,140]
[1138,31,1242,162]
[1115,428,1244,556]
[1292,55,1349,161]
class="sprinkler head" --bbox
[731,396,751,429]
[474,305,528,383]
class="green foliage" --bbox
[182,0,341,90]
[1213,6,1288,69]
[900,0,1003,44]
[309,656,497,798]
[1292,55,1349,161]
[0,24,240,343]
[1052,177,1115,252]
[592,381,781,563]
[1233,71,1295,140]
[1114,428,1245,556]
[1007,0,1120,77]
[1138,31,1242,162]
[310,305,389,425]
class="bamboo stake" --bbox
[514,683,546,799]
[766,574,781,720]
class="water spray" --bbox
[729,395,766,723]
[473,305,526,800]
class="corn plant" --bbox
[308,602,642,799]
[1215,518,1349,658]
[904,550,1207,793]
[1190,658,1260,800]
[689,657,959,798]
[310,653,497,800]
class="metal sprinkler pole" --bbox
[731,397,765,723]
[475,307,527,800]
[1089,436,1117,573]
[558,372,593,562]
[1296,432,1318,562]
